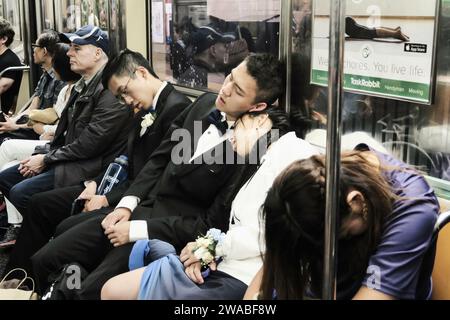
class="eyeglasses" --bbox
[116,70,136,104]
[31,44,45,51]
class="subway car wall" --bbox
[1,0,127,92]
[3,0,450,190]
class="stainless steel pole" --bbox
[279,0,293,114]
[322,0,346,300]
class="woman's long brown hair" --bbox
[260,152,396,299]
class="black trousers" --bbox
[30,204,189,300]
[4,185,84,277]
[31,207,136,300]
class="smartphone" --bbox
[0,112,6,123]
[70,198,86,216]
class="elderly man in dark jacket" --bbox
[0,25,133,219]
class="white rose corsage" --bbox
[140,112,156,137]
[192,228,226,276]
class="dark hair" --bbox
[37,29,60,57]
[102,49,159,88]
[245,53,284,106]
[234,106,291,170]
[52,43,81,82]
[290,52,318,139]
[260,152,395,299]
[246,105,291,139]
[0,18,15,47]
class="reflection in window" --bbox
[3,0,23,60]
[56,0,83,33]
[293,0,450,183]
[150,0,280,92]
[38,0,55,33]
[81,0,100,27]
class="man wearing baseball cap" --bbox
[59,25,109,56]
[0,25,133,245]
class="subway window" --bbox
[293,0,450,183]
[53,0,124,56]
[149,0,281,92]
[2,0,24,61]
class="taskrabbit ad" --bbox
[311,0,438,104]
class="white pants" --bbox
[0,139,49,170]
[0,139,49,225]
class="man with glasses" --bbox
[0,30,65,144]
[0,26,133,254]
[2,49,191,277]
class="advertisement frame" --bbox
[310,0,441,105]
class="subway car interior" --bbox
[0,0,448,302]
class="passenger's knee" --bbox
[100,279,117,300]
[29,192,48,216]
[31,247,46,272]
[9,183,29,208]
[0,139,14,157]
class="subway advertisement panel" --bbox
[311,0,439,104]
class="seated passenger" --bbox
[0,42,81,245]
[0,42,81,172]
[0,25,133,231]
[244,145,439,300]
[0,30,65,144]
[2,49,191,273]
[31,53,283,300]
[0,18,23,114]
[100,109,319,300]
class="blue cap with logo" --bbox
[60,25,109,55]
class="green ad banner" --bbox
[311,70,430,102]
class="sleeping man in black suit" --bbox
[4,49,192,278]
[31,53,284,300]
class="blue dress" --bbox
[129,240,246,300]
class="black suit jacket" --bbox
[103,83,191,206]
[124,93,248,251]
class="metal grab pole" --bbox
[322,0,346,300]
[279,0,293,114]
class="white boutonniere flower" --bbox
[140,112,156,137]
[192,228,227,270]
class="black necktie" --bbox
[208,109,228,135]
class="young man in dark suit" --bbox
[32,53,284,300]
[3,49,191,277]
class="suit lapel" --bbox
[154,83,173,119]
[172,99,219,177]
[128,84,175,176]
